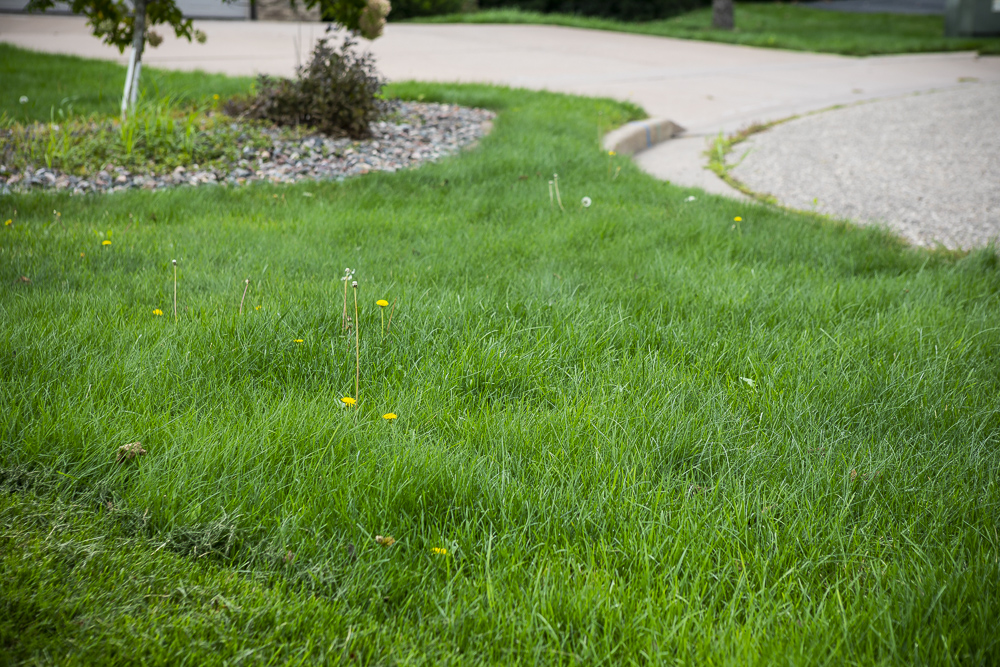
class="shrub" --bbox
[388,0,465,19]
[229,36,385,139]
[477,0,708,21]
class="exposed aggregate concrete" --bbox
[729,83,1000,250]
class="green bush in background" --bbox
[475,0,708,21]
[388,0,466,19]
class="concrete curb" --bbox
[602,117,686,156]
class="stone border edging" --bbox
[602,117,685,156]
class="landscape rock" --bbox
[2,102,496,196]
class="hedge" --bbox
[474,0,710,21]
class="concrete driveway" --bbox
[2,14,999,199]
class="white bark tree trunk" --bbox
[121,0,147,118]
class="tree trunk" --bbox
[712,0,734,30]
[121,0,147,117]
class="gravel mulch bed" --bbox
[0,101,495,196]
[729,83,1000,250]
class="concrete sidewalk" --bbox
[3,14,1000,195]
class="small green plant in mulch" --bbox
[0,97,277,176]
[1,36,390,179]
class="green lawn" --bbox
[0,43,253,125]
[2,48,999,665]
[410,4,1000,55]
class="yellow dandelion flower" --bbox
[341,397,356,406]
[383,413,397,420]
[255,305,261,311]
[213,94,220,100]
[102,240,111,246]
[376,299,389,307]
[294,339,304,343]
[608,150,616,156]
[153,309,163,316]
[4,219,11,226]
[80,253,85,258]
[431,547,447,555]
[734,216,742,222]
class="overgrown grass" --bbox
[411,4,1000,55]
[2,49,999,665]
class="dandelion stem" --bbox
[548,181,554,208]
[353,282,360,402]
[238,278,249,315]
[386,299,396,333]
[554,173,564,212]
[342,276,349,331]
[172,259,177,322]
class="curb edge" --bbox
[602,117,686,156]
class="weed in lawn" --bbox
[377,298,389,335]
[239,278,250,315]
[172,259,178,321]
[341,267,354,331]
[386,298,397,332]
[553,172,564,211]
[353,279,361,401]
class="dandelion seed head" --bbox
[19,96,28,104]
[581,196,592,208]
